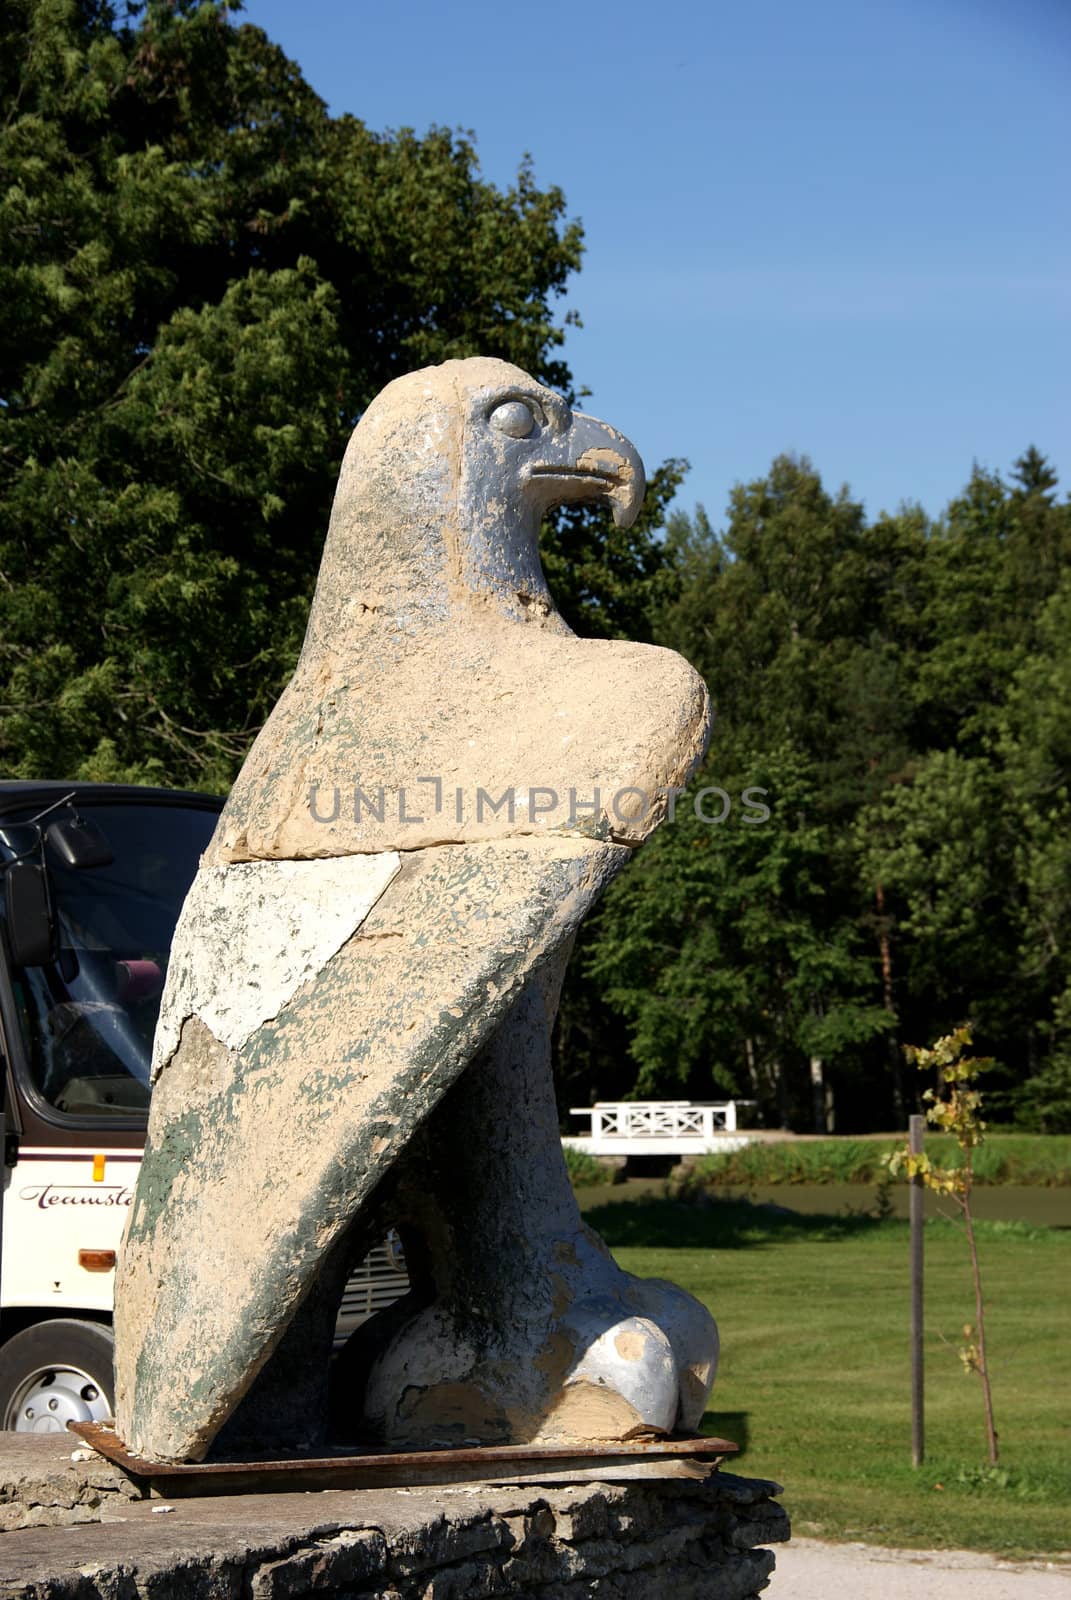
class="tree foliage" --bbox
[578,450,1071,1133]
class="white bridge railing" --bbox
[563,1100,753,1156]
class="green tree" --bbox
[580,460,901,1128]
[579,450,1071,1130]
[996,574,1071,1129]
[854,749,1022,1049]
[910,452,1071,759]
[586,742,891,1126]
[1009,445,1058,502]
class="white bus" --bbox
[0,783,409,1433]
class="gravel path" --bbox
[766,1538,1071,1599]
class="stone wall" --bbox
[0,1442,787,1599]
[0,1437,141,1534]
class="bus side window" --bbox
[4,802,217,1121]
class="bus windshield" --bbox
[6,801,219,1120]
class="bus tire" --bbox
[0,1319,115,1433]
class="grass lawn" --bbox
[582,1195,1071,1557]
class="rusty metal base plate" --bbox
[68,1422,738,1497]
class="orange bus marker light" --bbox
[78,1250,116,1273]
[92,1154,106,1182]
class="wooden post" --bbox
[909,1113,925,1467]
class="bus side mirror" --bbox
[4,860,56,967]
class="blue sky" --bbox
[244,0,1069,527]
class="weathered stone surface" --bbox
[248,1528,389,1597]
[117,839,628,1462]
[208,359,710,859]
[0,1462,787,1599]
[153,852,401,1071]
[115,356,718,1466]
[354,952,717,1450]
[0,1436,145,1532]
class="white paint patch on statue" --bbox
[153,853,401,1072]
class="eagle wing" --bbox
[114,836,627,1463]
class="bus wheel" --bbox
[0,1320,115,1432]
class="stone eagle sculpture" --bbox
[114,357,718,1464]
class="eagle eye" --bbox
[489,399,537,439]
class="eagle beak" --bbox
[528,411,646,529]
